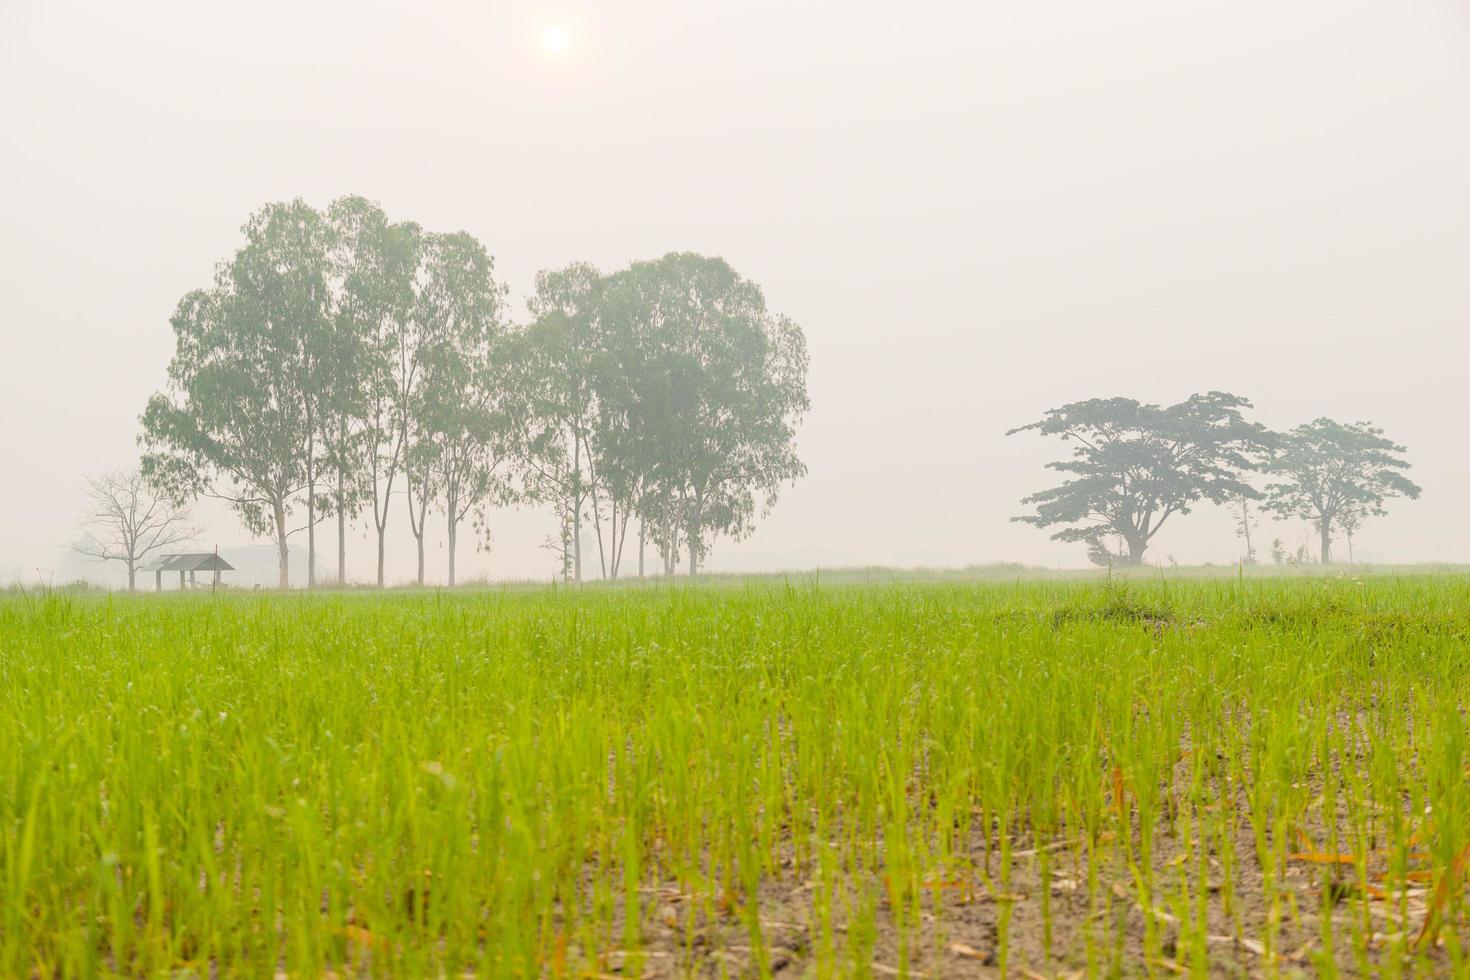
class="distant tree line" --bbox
[1010,392,1420,566]
[137,197,810,588]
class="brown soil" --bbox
[579,790,1455,977]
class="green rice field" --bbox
[3,574,1470,976]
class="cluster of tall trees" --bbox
[140,197,810,588]
[1010,392,1420,565]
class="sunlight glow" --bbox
[542,25,570,55]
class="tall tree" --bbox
[403,231,512,585]
[516,263,607,582]
[1008,392,1271,565]
[587,266,667,579]
[229,201,333,586]
[1262,418,1420,564]
[327,197,422,587]
[317,196,386,584]
[141,201,328,587]
[606,253,809,574]
[72,468,201,590]
[421,233,514,586]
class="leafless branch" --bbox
[72,468,204,589]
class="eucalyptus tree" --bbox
[72,468,201,591]
[516,263,609,581]
[327,197,422,587]
[229,200,334,586]
[317,196,388,584]
[141,200,329,587]
[437,390,517,586]
[592,262,676,575]
[579,265,664,578]
[609,253,810,575]
[401,231,512,586]
[1008,392,1272,565]
[1262,418,1420,564]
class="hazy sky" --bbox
[4,0,1470,584]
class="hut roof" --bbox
[143,553,235,573]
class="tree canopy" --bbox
[139,199,809,586]
[1008,392,1271,565]
[141,200,329,587]
[404,231,512,585]
[514,262,612,581]
[604,253,809,575]
[514,253,810,579]
[1262,418,1420,564]
[142,198,516,587]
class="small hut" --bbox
[145,552,235,591]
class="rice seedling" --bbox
[2,574,1469,976]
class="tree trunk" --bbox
[447,514,457,587]
[307,494,315,588]
[306,435,316,589]
[335,427,348,585]
[376,528,386,589]
[274,500,290,588]
[605,497,616,580]
[337,504,346,586]
[1320,524,1333,565]
[126,561,136,592]
[562,523,572,583]
[638,521,645,577]
[408,486,427,587]
[687,494,701,576]
[1241,502,1254,563]
[591,486,608,580]
[1126,534,1147,566]
[573,505,582,583]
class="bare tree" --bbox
[73,469,201,591]
[1339,500,1366,564]
[1229,493,1259,564]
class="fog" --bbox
[3,0,1469,585]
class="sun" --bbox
[542,24,570,55]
